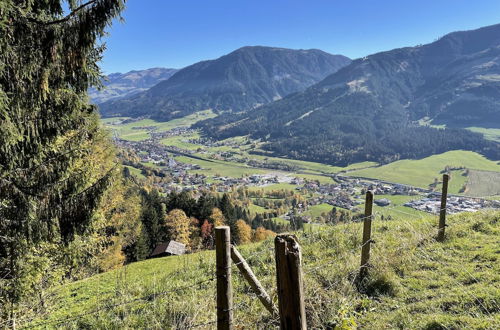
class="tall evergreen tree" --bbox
[140,189,165,250]
[0,0,126,320]
[196,193,218,221]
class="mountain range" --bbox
[98,46,351,119]
[196,24,500,165]
[89,68,178,104]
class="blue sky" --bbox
[101,0,500,73]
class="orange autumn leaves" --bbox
[164,207,275,249]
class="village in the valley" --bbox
[114,123,500,223]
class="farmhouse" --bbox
[149,241,186,258]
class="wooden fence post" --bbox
[437,174,449,242]
[216,226,233,330]
[275,234,307,330]
[360,191,374,278]
[230,246,278,317]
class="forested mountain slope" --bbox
[196,24,500,165]
[99,46,351,119]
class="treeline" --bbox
[126,189,287,263]
[259,126,500,166]
[197,109,500,166]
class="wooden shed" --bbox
[149,241,186,258]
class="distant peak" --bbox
[231,45,326,54]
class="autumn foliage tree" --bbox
[210,207,226,227]
[253,227,276,242]
[200,220,214,248]
[95,176,142,272]
[164,209,191,247]
[235,220,252,244]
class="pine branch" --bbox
[24,0,99,25]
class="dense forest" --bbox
[196,107,500,166]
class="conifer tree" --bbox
[0,0,126,319]
[140,190,165,249]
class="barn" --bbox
[149,241,186,258]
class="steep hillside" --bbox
[98,46,351,119]
[89,67,178,104]
[197,24,500,165]
[21,211,500,329]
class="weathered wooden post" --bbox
[437,174,449,242]
[360,191,374,279]
[275,234,307,329]
[216,226,233,330]
[231,246,278,317]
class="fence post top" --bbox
[275,234,301,254]
[275,233,299,242]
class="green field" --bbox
[124,165,146,179]
[175,155,269,178]
[160,132,201,150]
[360,194,429,220]
[247,183,299,192]
[247,203,268,214]
[465,170,500,197]
[447,169,469,194]
[103,110,216,141]
[244,153,377,175]
[22,211,500,329]
[349,151,500,190]
[174,153,338,184]
[302,203,334,219]
[100,117,131,125]
[467,127,500,142]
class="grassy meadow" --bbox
[357,194,429,220]
[21,211,500,329]
[467,127,500,143]
[160,132,201,150]
[348,150,500,192]
[302,203,334,219]
[103,110,216,141]
[465,170,500,197]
